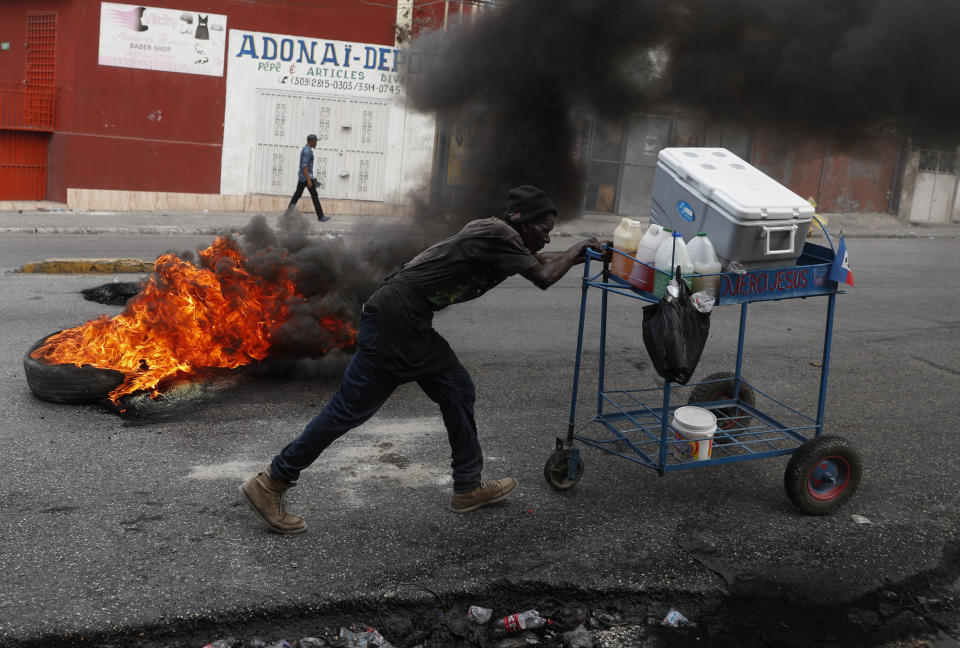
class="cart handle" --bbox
[813,214,836,254]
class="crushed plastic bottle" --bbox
[467,605,493,624]
[339,625,395,648]
[661,608,696,628]
[492,609,550,635]
[296,639,327,648]
[726,260,746,275]
[691,291,715,313]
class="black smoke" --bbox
[192,0,960,362]
[234,208,452,359]
[402,0,960,220]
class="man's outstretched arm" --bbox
[521,237,604,290]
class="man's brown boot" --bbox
[450,477,518,513]
[239,469,306,534]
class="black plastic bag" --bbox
[641,266,711,385]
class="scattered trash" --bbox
[339,624,395,648]
[661,608,696,628]
[492,609,550,635]
[562,624,594,648]
[810,361,823,367]
[851,514,872,524]
[296,639,327,648]
[467,604,493,624]
[268,641,294,648]
[201,639,239,648]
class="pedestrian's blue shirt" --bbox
[298,145,314,182]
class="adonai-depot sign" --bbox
[229,29,421,98]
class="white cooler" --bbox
[649,147,815,270]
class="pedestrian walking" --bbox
[289,134,329,222]
[240,185,604,533]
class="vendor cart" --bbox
[544,231,861,515]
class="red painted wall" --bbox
[751,128,898,213]
[411,0,478,36]
[0,6,31,84]
[1,0,399,201]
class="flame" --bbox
[30,236,357,404]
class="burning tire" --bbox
[23,332,125,404]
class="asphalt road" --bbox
[1,233,959,646]
[0,233,222,273]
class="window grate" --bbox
[26,13,57,87]
[918,150,958,174]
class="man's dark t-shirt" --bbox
[365,218,536,381]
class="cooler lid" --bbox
[658,148,815,221]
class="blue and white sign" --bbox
[677,200,695,222]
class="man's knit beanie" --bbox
[501,185,557,224]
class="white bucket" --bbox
[672,406,717,461]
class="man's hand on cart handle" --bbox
[588,237,612,263]
[574,237,608,263]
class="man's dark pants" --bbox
[289,179,325,220]
[270,307,483,493]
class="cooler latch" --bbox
[760,224,798,255]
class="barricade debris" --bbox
[197,604,638,648]
[339,624,396,647]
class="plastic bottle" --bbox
[653,230,693,298]
[467,605,493,624]
[687,232,722,299]
[610,217,645,280]
[492,610,550,635]
[628,224,671,292]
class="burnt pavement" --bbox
[0,206,959,647]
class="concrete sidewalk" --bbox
[2,204,957,273]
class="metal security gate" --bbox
[907,149,959,224]
[252,91,389,201]
[0,12,57,200]
[0,131,48,200]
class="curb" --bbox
[17,258,154,274]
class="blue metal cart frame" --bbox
[548,230,860,513]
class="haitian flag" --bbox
[828,235,854,286]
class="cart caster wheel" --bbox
[688,371,756,439]
[544,448,584,491]
[784,435,862,515]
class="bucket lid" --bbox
[672,406,717,432]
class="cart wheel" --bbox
[784,436,862,515]
[688,371,756,437]
[544,448,584,491]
